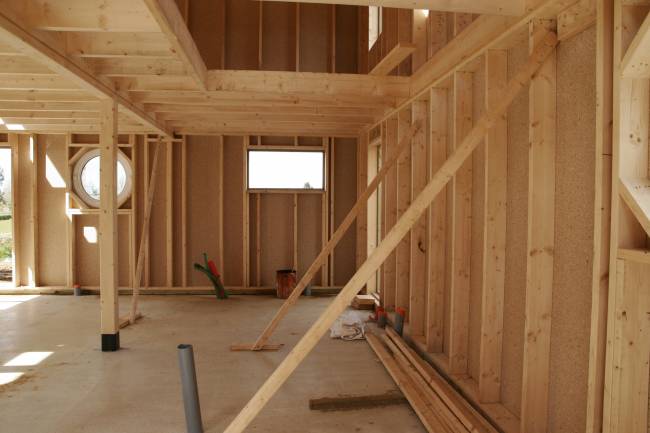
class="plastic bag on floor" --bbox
[330,309,367,341]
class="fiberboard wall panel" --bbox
[548,25,597,433]
[333,138,357,285]
[222,136,244,286]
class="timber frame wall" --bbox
[352,1,648,432]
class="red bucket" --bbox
[276,269,297,299]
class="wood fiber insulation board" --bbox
[173,142,183,286]
[74,214,130,287]
[222,136,244,286]
[259,194,293,287]
[36,135,67,286]
[75,214,98,286]
[501,39,529,417]
[297,194,322,284]
[186,136,222,286]
[261,2,296,71]
[148,140,168,287]
[548,25,597,433]
[299,4,330,72]
[335,6,358,74]
[16,135,34,286]
[225,0,259,70]
[468,62,486,383]
[187,0,225,69]
[332,138,357,286]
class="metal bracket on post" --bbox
[177,344,204,433]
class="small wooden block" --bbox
[229,343,284,352]
[118,312,143,329]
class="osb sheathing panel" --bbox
[188,0,225,69]
[36,135,67,286]
[501,41,528,417]
[259,194,293,286]
[225,0,260,70]
[148,140,169,287]
[222,136,244,286]
[297,194,322,283]
[548,26,596,433]
[16,135,34,286]
[187,136,222,286]
[335,6,358,74]
[299,4,330,72]
[333,138,357,285]
[261,2,296,71]
[468,61,486,383]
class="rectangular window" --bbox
[248,150,324,190]
[369,6,382,50]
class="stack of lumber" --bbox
[351,294,376,310]
[366,328,497,433]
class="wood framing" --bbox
[520,21,557,433]
[98,98,119,346]
[222,32,557,432]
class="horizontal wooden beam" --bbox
[206,70,409,98]
[370,42,416,76]
[86,58,189,77]
[258,0,525,16]
[65,33,174,59]
[0,5,171,136]
[144,103,385,118]
[8,0,160,32]
[620,9,650,78]
[142,0,207,89]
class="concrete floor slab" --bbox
[0,295,426,433]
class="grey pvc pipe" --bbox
[178,344,204,433]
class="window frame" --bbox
[71,148,133,208]
[246,148,326,193]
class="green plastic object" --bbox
[193,253,228,299]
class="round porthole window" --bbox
[72,149,133,208]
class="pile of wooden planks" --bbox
[366,327,497,433]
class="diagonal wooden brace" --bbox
[221,30,558,433]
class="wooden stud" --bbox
[98,99,119,344]
[384,118,398,310]
[143,139,150,288]
[243,137,250,288]
[166,139,173,288]
[322,137,329,287]
[329,138,336,284]
[448,71,473,375]
[181,136,188,287]
[29,134,38,287]
[128,135,136,289]
[9,133,20,286]
[478,49,508,403]
[396,108,412,316]
[426,88,447,353]
[409,100,427,337]
[520,21,557,433]
[222,34,557,431]
[217,135,225,274]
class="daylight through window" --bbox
[248,150,324,190]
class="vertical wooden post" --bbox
[520,21,557,433]
[99,98,119,352]
[329,138,335,284]
[166,139,173,288]
[409,100,427,336]
[217,135,224,274]
[479,49,508,403]
[321,137,329,286]
[181,136,188,287]
[396,108,412,314]
[449,71,473,375]
[384,118,398,310]
[143,138,150,288]
[129,135,137,289]
[426,87,448,353]
[29,134,38,287]
[9,133,20,286]
[243,137,249,288]
[356,130,369,270]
